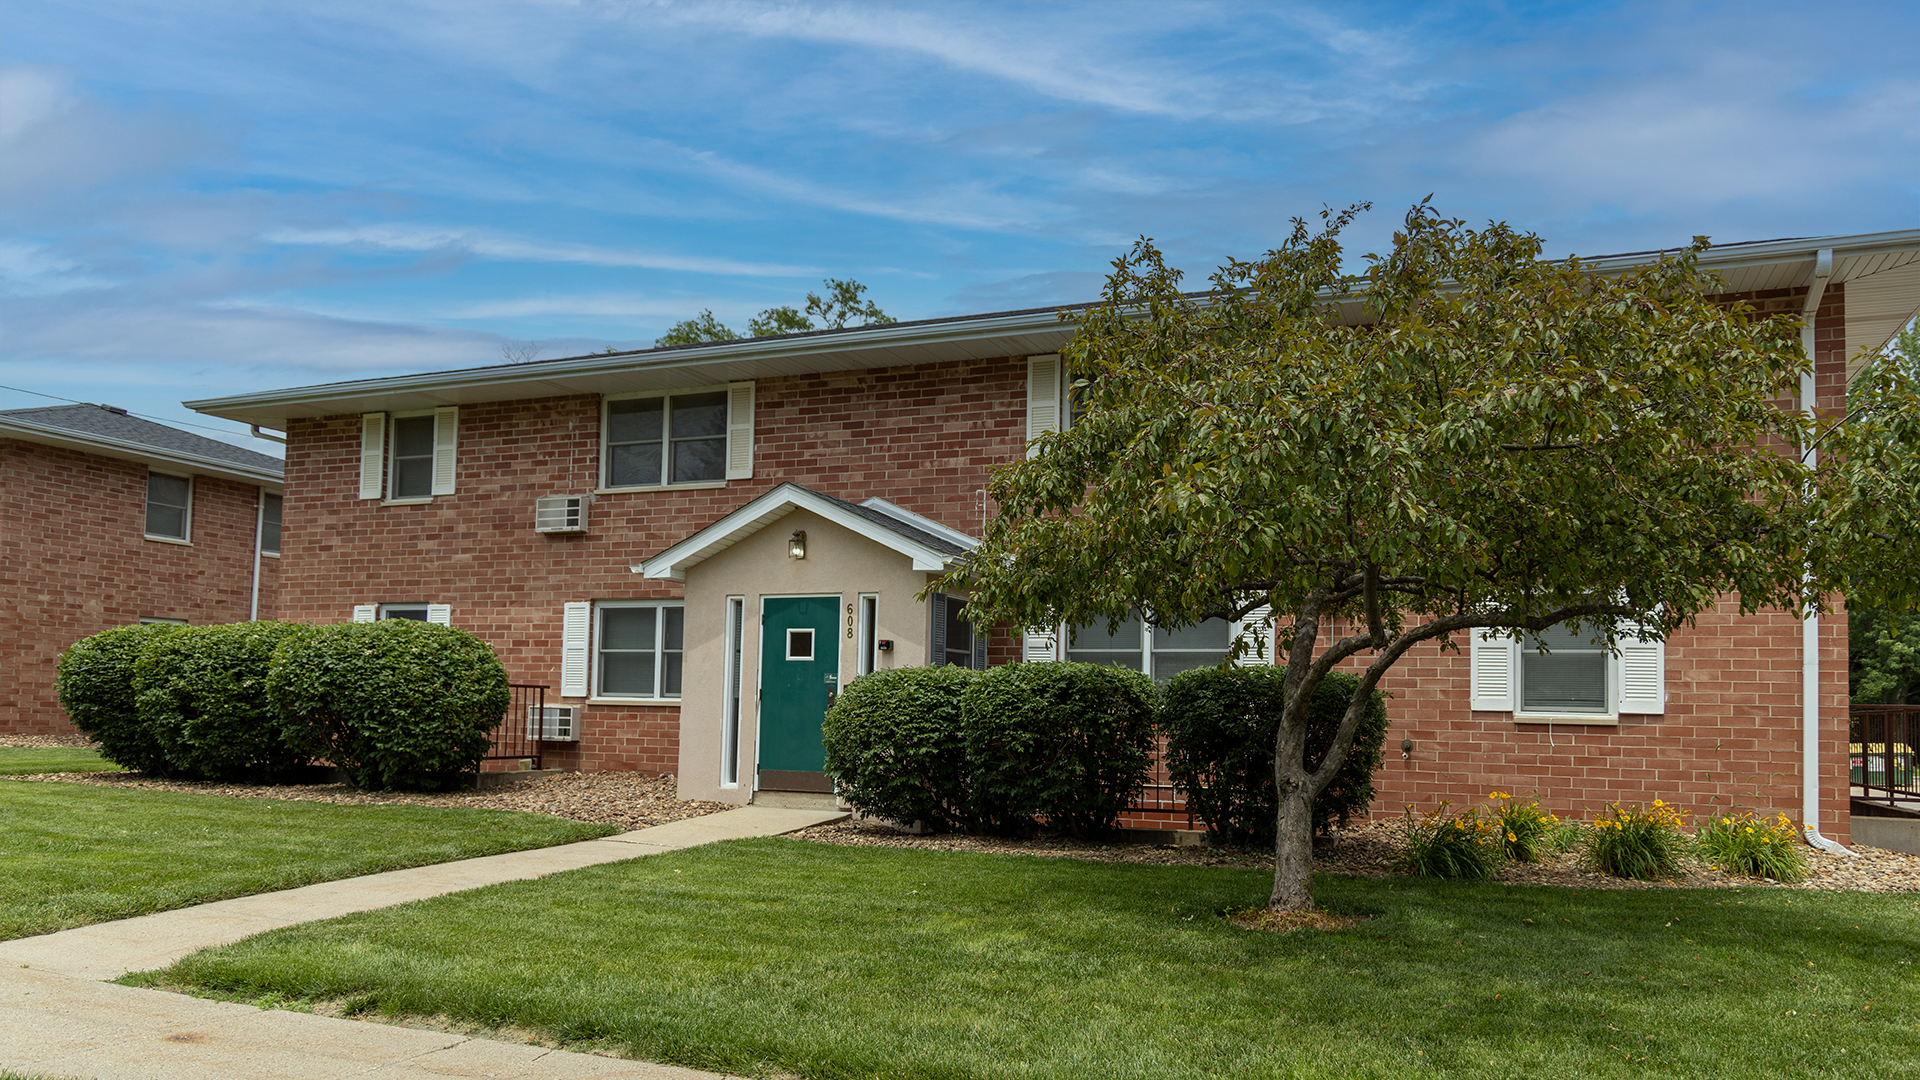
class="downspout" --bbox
[1798,248,1853,856]
[249,487,265,622]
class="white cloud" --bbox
[0,240,112,296]
[261,223,819,277]
[0,65,222,209]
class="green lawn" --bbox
[141,838,1920,1080]
[0,747,124,775]
[0,782,615,939]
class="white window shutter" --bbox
[1231,604,1274,667]
[1023,625,1059,663]
[430,406,458,496]
[1469,629,1517,712]
[725,381,755,480]
[357,413,386,500]
[1616,629,1666,714]
[351,604,377,623]
[560,602,591,697]
[426,604,452,626]
[1026,354,1061,458]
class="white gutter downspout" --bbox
[249,487,265,622]
[1798,248,1853,856]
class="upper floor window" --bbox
[390,414,437,499]
[145,472,191,541]
[260,492,282,554]
[604,391,727,488]
[357,408,457,501]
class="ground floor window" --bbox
[1067,614,1232,682]
[597,601,684,699]
[930,593,984,669]
[1520,624,1609,714]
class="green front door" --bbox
[759,595,840,792]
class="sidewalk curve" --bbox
[1,803,846,1079]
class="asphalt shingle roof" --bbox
[0,404,283,476]
[795,485,973,556]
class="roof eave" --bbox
[0,417,283,487]
[641,483,957,582]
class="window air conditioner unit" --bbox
[534,495,588,533]
[526,705,578,741]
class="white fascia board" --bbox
[0,418,284,488]
[641,482,955,581]
[187,308,1080,429]
[1580,228,1920,279]
[858,497,979,549]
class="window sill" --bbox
[593,481,728,495]
[144,535,192,546]
[381,497,434,506]
[1513,713,1619,727]
[261,551,281,559]
[581,697,683,707]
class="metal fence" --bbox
[482,683,549,769]
[1849,704,1918,810]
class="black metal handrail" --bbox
[483,684,549,769]
[1849,704,1918,809]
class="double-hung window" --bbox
[145,471,192,541]
[389,414,437,498]
[1470,624,1666,721]
[596,601,684,699]
[1066,613,1234,682]
[356,408,458,501]
[260,492,282,555]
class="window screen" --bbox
[390,415,435,498]
[941,599,976,669]
[145,473,190,539]
[1152,619,1232,680]
[1067,615,1145,671]
[606,393,727,487]
[1521,624,1608,714]
[261,493,282,554]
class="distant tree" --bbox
[655,279,895,348]
[499,341,542,363]
[1848,318,1920,703]
[938,202,1920,912]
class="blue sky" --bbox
[1,0,1916,454]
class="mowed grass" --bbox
[145,838,1920,1080]
[0,782,614,939]
[0,747,123,775]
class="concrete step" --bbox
[751,790,843,811]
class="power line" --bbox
[0,383,268,441]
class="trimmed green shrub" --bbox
[823,666,978,832]
[134,621,315,781]
[56,623,186,775]
[959,662,1158,838]
[268,620,510,790]
[1159,666,1389,846]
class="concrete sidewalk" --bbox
[1,804,846,1079]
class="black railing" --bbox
[482,683,549,768]
[1850,705,1918,810]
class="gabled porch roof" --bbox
[640,482,976,582]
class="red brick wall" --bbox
[275,355,1031,776]
[1,441,278,735]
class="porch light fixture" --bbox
[788,530,807,560]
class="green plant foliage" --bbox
[959,662,1158,838]
[1696,810,1810,883]
[656,279,895,347]
[1849,604,1920,703]
[1396,802,1505,879]
[134,622,314,781]
[1160,666,1387,845]
[55,622,186,775]
[822,666,977,832]
[1485,791,1560,863]
[268,621,510,790]
[1587,800,1691,880]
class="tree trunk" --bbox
[1268,774,1317,911]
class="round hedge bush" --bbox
[959,662,1158,838]
[56,622,186,775]
[1160,665,1388,847]
[133,621,315,781]
[822,665,978,832]
[268,620,510,790]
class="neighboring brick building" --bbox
[188,230,1920,845]
[1,404,284,736]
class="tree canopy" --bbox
[1847,318,1920,703]
[937,203,1920,910]
[655,278,895,347]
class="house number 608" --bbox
[846,603,855,639]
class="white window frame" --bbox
[387,410,439,502]
[599,387,732,492]
[1060,612,1248,682]
[1469,626,1665,725]
[260,492,283,556]
[144,470,193,543]
[592,600,685,701]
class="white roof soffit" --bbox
[188,227,1919,430]
[641,483,960,582]
[0,416,284,488]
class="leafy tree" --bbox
[655,278,896,347]
[939,202,1914,912]
[1847,318,1920,703]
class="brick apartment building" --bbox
[1,404,284,736]
[187,230,1920,843]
